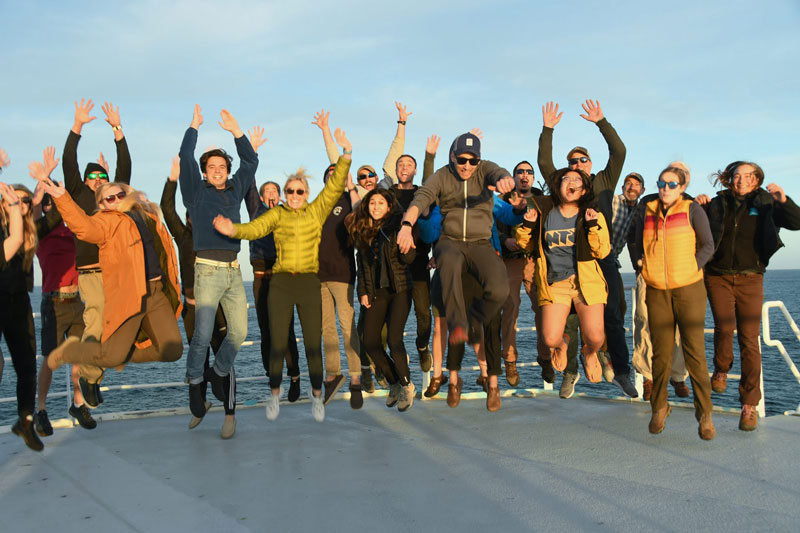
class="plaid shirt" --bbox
[610,194,637,260]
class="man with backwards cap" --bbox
[538,99,637,398]
[398,132,515,408]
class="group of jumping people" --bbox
[2,98,798,451]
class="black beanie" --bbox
[83,162,107,181]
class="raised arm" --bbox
[381,101,411,185]
[537,101,562,185]
[582,100,626,190]
[101,102,132,185]
[42,179,109,245]
[64,99,96,197]
[178,105,203,208]
[310,128,352,223]
[312,109,339,164]
[160,156,186,240]
[422,135,439,184]
[28,148,64,239]
[222,110,258,194]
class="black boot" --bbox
[79,377,103,408]
[13,416,44,452]
[204,367,225,402]
[189,383,208,418]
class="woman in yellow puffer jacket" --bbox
[213,129,352,423]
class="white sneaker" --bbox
[265,388,281,421]
[398,381,416,412]
[311,393,325,422]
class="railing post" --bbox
[757,337,766,418]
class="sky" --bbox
[1,0,799,280]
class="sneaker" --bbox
[311,393,325,422]
[670,379,691,398]
[204,368,225,402]
[537,357,555,384]
[265,388,281,421]
[476,374,488,393]
[361,368,375,393]
[79,377,103,408]
[288,377,301,402]
[386,383,401,408]
[612,373,639,398]
[559,372,580,399]
[505,360,520,387]
[642,378,653,401]
[423,374,448,398]
[69,404,97,430]
[596,351,615,383]
[34,410,53,437]
[711,371,727,394]
[419,346,432,372]
[739,404,758,431]
[189,401,212,429]
[323,374,346,405]
[189,383,208,418]
[349,384,363,410]
[12,416,44,452]
[698,413,716,440]
[221,416,236,439]
[397,382,415,412]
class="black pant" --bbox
[412,277,432,352]
[446,272,502,376]
[597,255,630,375]
[182,301,234,414]
[1,291,37,418]
[268,273,323,390]
[362,288,412,386]
[253,275,300,378]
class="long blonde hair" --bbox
[0,184,37,270]
[95,182,161,219]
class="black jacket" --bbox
[356,212,416,301]
[160,179,198,298]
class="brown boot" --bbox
[446,377,462,408]
[642,378,653,402]
[711,371,727,394]
[698,413,716,440]
[423,374,448,398]
[670,379,691,398]
[486,385,501,412]
[505,360,520,387]
[739,404,758,431]
[648,405,672,434]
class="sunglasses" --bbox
[357,172,377,180]
[568,157,590,165]
[516,169,535,175]
[87,172,109,181]
[285,188,305,196]
[656,180,681,190]
[102,191,127,203]
[20,196,33,204]
[455,157,480,166]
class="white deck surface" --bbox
[1,393,799,532]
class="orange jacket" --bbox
[53,192,182,345]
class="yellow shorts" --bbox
[548,275,587,307]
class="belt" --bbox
[195,257,240,268]
[45,291,80,301]
[78,268,102,275]
[253,269,273,279]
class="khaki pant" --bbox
[321,281,361,377]
[78,271,106,381]
[632,274,688,381]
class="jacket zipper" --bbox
[294,212,300,272]
[661,207,669,290]
[462,180,467,241]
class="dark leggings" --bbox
[182,301,234,414]
[363,288,412,386]
[253,274,299,378]
[0,291,36,418]
[268,273,323,390]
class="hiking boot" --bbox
[449,326,468,345]
[559,372,580,399]
[446,377,463,408]
[419,346,432,372]
[69,404,97,430]
[288,377,301,402]
[221,416,236,439]
[323,374,345,405]
[397,382,415,412]
[189,401,212,429]
[670,379,690,398]
[612,373,639,398]
[596,351,615,383]
[79,377,103,408]
[505,360,520,387]
[12,416,44,452]
[476,374,488,393]
[642,378,653,402]
[265,388,281,421]
[311,393,325,422]
[189,383,208,418]
[204,367,225,402]
[34,410,53,437]
[486,385,501,412]
[386,383,401,408]
[361,368,375,393]
[649,405,672,434]
[698,413,716,440]
[424,374,448,398]
[711,371,727,394]
[349,383,363,410]
[537,357,555,384]
[739,404,758,431]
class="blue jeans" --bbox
[186,262,248,384]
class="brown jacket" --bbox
[54,192,182,345]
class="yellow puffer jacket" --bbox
[232,156,351,274]
[515,196,609,306]
[641,197,703,290]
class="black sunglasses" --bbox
[515,169,535,175]
[456,157,480,166]
[285,188,306,196]
[102,191,127,203]
[568,157,590,165]
[20,196,33,204]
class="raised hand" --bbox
[191,104,203,129]
[212,214,235,237]
[542,101,563,128]
[395,101,412,122]
[334,128,352,155]
[74,98,97,125]
[694,194,711,205]
[28,146,60,182]
[312,109,330,131]
[219,109,243,137]
[32,176,65,198]
[585,208,599,221]
[97,152,109,171]
[0,182,20,204]
[0,147,9,170]
[495,176,515,194]
[469,128,484,140]
[766,183,787,203]
[426,134,441,155]
[43,146,60,176]
[101,102,121,128]
[249,126,267,152]
[580,99,604,123]
[168,156,180,182]
[523,209,538,223]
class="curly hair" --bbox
[712,161,764,190]
[550,168,594,208]
[344,189,397,250]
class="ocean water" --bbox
[2,270,800,425]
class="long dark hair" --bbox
[550,168,593,208]
[345,189,397,250]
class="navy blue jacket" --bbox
[243,178,277,271]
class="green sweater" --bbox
[232,156,351,274]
